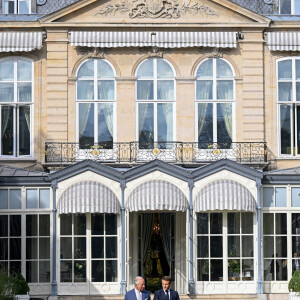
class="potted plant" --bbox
[289,270,300,300]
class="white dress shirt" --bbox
[135,289,142,300]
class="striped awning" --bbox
[57,181,120,214]
[126,180,188,212]
[267,32,300,51]
[0,32,43,52]
[70,31,237,48]
[194,180,256,212]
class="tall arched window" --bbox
[195,58,235,148]
[136,58,175,149]
[0,58,33,157]
[76,59,115,149]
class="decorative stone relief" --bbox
[87,48,105,59]
[96,0,216,19]
[147,46,163,57]
[37,0,47,5]
[209,47,223,58]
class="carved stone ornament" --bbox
[87,48,105,58]
[147,46,163,57]
[209,47,223,58]
[95,0,217,19]
[37,0,47,5]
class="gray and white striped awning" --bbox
[0,32,43,52]
[57,181,120,214]
[70,31,237,48]
[126,180,188,212]
[194,180,256,212]
[267,32,300,51]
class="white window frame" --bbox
[0,57,34,158]
[279,0,300,14]
[3,0,31,14]
[75,59,116,146]
[277,57,300,157]
[194,58,236,145]
[135,58,176,143]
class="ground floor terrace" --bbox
[0,159,299,299]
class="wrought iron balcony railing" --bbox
[45,142,269,166]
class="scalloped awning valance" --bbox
[267,32,300,51]
[194,180,256,212]
[0,32,43,52]
[57,181,120,214]
[70,31,237,48]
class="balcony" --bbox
[45,142,271,169]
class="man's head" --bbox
[135,276,145,292]
[295,252,298,257]
[161,276,172,291]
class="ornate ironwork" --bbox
[45,142,270,166]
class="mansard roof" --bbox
[0,164,47,177]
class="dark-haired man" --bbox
[153,276,179,300]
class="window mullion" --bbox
[94,60,98,145]
[223,212,228,284]
[154,59,158,142]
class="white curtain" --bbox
[23,105,30,131]
[102,103,113,138]
[1,106,11,138]
[79,103,92,137]
[160,103,173,142]
[280,105,290,129]
[142,213,153,263]
[139,103,150,138]
[217,80,232,100]
[160,213,171,267]
[220,103,232,140]
[198,103,208,139]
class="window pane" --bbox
[106,237,117,258]
[60,215,72,236]
[228,259,240,279]
[18,83,32,102]
[10,238,21,259]
[198,103,213,147]
[26,215,37,236]
[105,214,117,235]
[39,238,50,259]
[280,105,291,154]
[157,103,173,144]
[263,213,274,234]
[197,259,209,281]
[196,81,213,100]
[74,260,86,282]
[210,213,222,234]
[18,106,30,155]
[98,80,114,100]
[278,82,292,101]
[39,261,50,283]
[97,60,114,78]
[26,238,38,259]
[0,83,13,102]
[137,81,154,100]
[157,60,173,78]
[242,213,253,234]
[242,236,253,257]
[74,214,86,235]
[0,61,14,80]
[296,83,300,101]
[1,106,14,155]
[210,260,223,281]
[297,106,300,154]
[0,190,8,209]
[60,237,72,259]
[19,0,29,14]
[217,103,232,145]
[0,215,8,237]
[292,236,300,258]
[0,238,8,260]
[39,189,50,209]
[78,60,94,79]
[228,213,240,234]
[228,236,240,257]
[196,59,213,77]
[217,81,233,100]
[77,81,94,100]
[138,103,154,148]
[26,261,38,283]
[10,215,21,236]
[197,213,208,234]
[79,103,94,148]
[276,213,287,234]
[292,213,300,235]
[92,214,104,235]
[26,189,38,209]
[92,260,104,282]
[197,236,208,258]
[242,259,254,281]
[296,0,300,14]
[217,60,233,78]
[280,0,291,14]
[263,236,274,258]
[17,60,31,81]
[60,261,72,282]
[275,187,286,207]
[10,189,21,209]
[276,236,287,257]
[74,237,86,259]
[278,60,292,79]
[10,261,21,274]
[157,80,174,100]
[210,236,223,257]
[39,215,50,236]
[106,260,117,282]
[297,60,300,80]
[277,259,288,280]
[98,103,113,147]
[92,237,104,258]
[137,59,153,77]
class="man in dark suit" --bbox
[154,276,180,300]
[124,276,151,300]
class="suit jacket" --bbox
[124,288,151,300]
[153,289,180,300]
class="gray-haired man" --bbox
[124,276,151,300]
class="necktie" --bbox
[139,292,142,300]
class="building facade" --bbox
[1,0,300,298]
